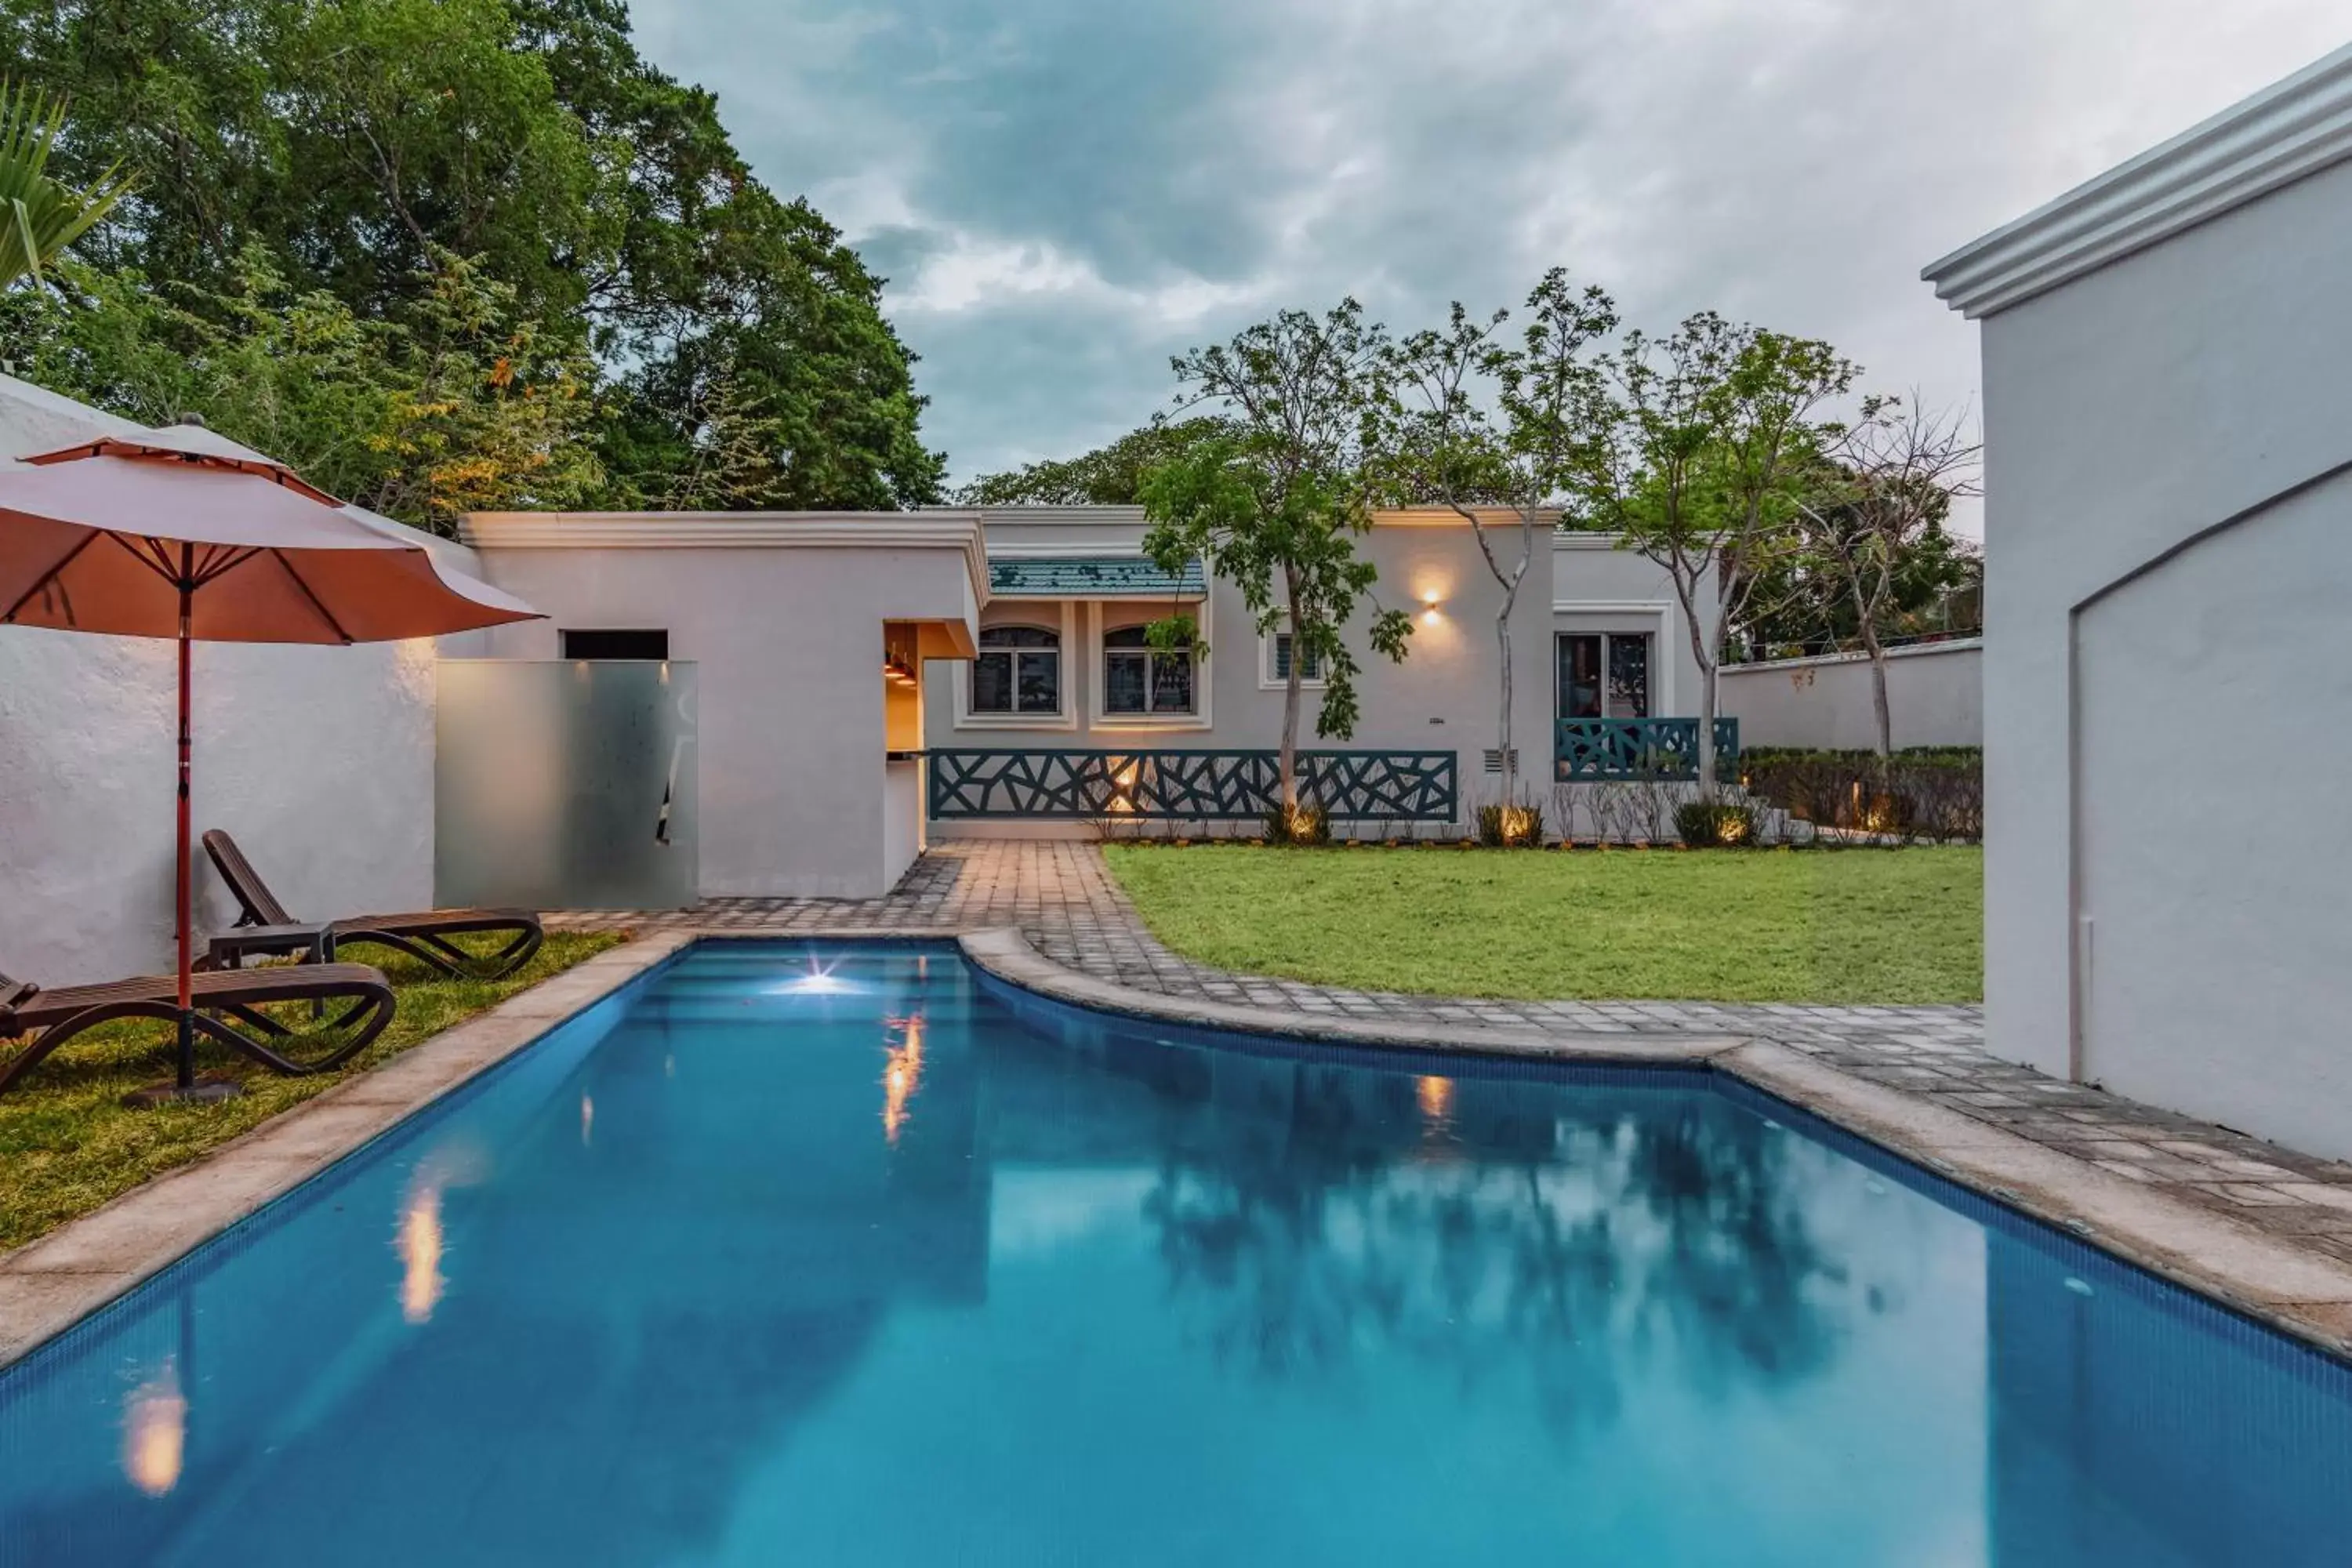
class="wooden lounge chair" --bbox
[201,829,545,982]
[0,962,395,1097]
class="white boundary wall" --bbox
[1719,639,1982,751]
[1925,44,2352,1158]
[0,375,473,985]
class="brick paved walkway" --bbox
[554,840,2352,1269]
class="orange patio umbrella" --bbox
[0,420,540,1100]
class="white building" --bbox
[5,372,1719,967]
[459,506,1715,886]
[1925,44,2352,1158]
[916,508,1711,837]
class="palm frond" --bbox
[0,78,135,289]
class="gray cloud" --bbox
[631,0,2350,515]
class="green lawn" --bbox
[0,930,625,1254]
[1104,844,1982,1005]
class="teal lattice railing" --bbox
[926,749,1457,822]
[1553,718,1740,782]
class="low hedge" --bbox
[1739,747,1982,843]
[1740,746,1981,768]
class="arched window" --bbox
[972,625,1061,715]
[1102,625,1195,716]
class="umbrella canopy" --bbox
[0,421,540,1102]
[0,429,535,641]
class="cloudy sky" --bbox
[633,0,2347,516]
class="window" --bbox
[971,625,1062,716]
[561,629,668,660]
[1558,632,1651,718]
[1103,626,1195,715]
[1269,631,1324,684]
[1607,634,1650,719]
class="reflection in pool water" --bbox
[396,1175,445,1327]
[880,1014,924,1145]
[2,942,2348,1566]
[118,1366,184,1499]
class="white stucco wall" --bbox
[1719,640,1983,750]
[469,532,978,898]
[0,375,461,985]
[1939,65,2352,1154]
[2073,477,2352,1156]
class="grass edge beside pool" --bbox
[0,930,626,1255]
[1102,844,1982,1005]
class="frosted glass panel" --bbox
[435,660,698,910]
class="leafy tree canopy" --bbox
[0,0,943,519]
[958,416,1241,506]
[1746,454,1981,656]
[15,247,604,531]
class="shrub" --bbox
[1476,800,1544,848]
[1675,801,1758,848]
[1264,800,1331,846]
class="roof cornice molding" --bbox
[966,505,1149,528]
[1924,42,2352,319]
[960,503,1562,529]
[1374,506,1559,528]
[461,510,990,602]
[982,542,1145,560]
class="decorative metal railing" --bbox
[1554,717,1740,781]
[927,749,1458,822]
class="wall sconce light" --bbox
[1421,590,1443,627]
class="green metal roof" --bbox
[987,555,1205,598]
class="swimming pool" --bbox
[2,940,2347,1566]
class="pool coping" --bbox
[0,931,695,1373]
[955,926,2352,1363]
[6,923,2350,1377]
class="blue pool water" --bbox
[3,942,2349,1566]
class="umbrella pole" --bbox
[129,559,238,1106]
[175,578,193,1090]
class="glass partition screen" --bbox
[435,660,698,911]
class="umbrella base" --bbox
[122,1076,243,1109]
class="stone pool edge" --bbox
[956,926,2352,1363]
[0,932,695,1373]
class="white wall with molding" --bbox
[1925,42,2352,1156]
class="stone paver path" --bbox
[554,840,2352,1270]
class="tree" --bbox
[958,416,1240,506]
[1792,397,1981,757]
[1576,315,1856,801]
[1737,501,1980,657]
[1388,270,1618,822]
[0,79,131,295]
[650,362,788,510]
[1138,301,1414,819]
[508,0,946,509]
[19,246,604,532]
[3,0,945,510]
